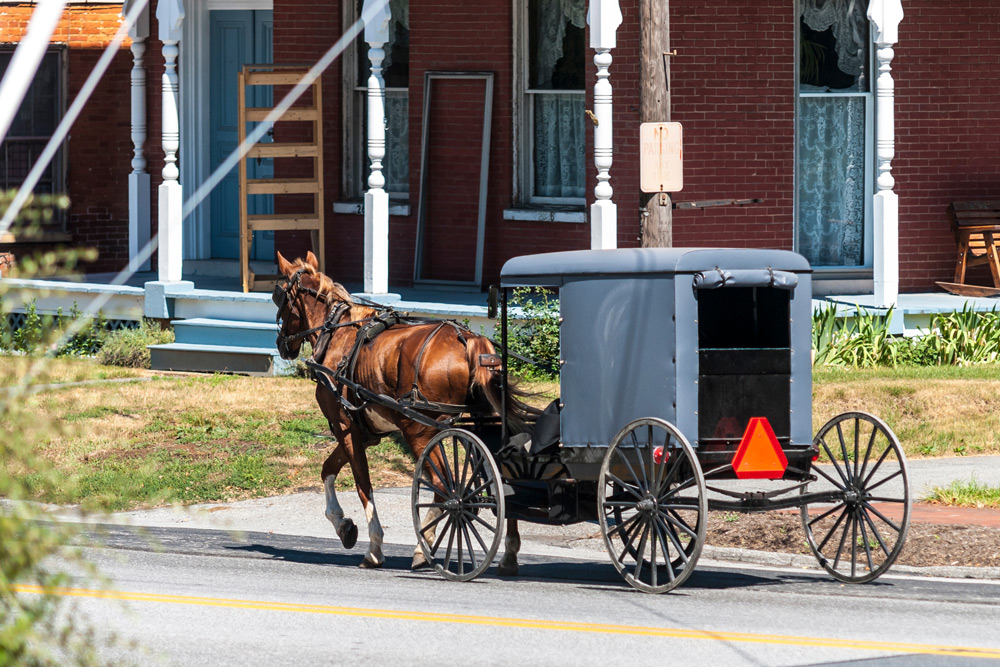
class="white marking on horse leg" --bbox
[498,520,521,576]
[360,499,384,568]
[324,475,344,530]
[412,506,442,569]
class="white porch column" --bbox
[869,0,903,307]
[125,0,151,272]
[156,0,184,282]
[361,0,391,294]
[588,0,622,250]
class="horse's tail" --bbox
[466,335,538,434]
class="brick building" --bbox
[2,0,997,296]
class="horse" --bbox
[273,252,532,573]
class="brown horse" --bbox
[274,252,531,571]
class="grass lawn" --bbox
[0,355,144,387]
[5,357,1000,511]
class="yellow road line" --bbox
[14,584,1000,659]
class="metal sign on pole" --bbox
[639,121,683,195]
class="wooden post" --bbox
[639,0,672,248]
[588,0,623,250]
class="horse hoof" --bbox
[411,553,430,570]
[497,560,519,577]
[359,555,383,569]
[338,519,358,550]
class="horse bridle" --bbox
[272,270,357,358]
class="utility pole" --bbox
[639,0,672,248]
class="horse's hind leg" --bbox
[321,443,358,549]
[498,519,521,576]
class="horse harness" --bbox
[273,272,491,440]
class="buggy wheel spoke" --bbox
[606,472,644,501]
[418,508,450,537]
[462,510,491,553]
[617,517,648,566]
[864,468,904,494]
[632,521,651,583]
[807,503,843,527]
[812,463,848,490]
[662,475,698,498]
[859,507,892,558]
[615,443,647,495]
[649,521,659,588]
[655,514,690,565]
[430,515,456,553]
[819,435,850,487]
[466,510,500,535]
[423,456,452,495]
[853,418,861,482]
[461,517,479,571]
[443,519,458,570]
[857,424,880,483]
[660,509,698,540]
[849,514,859,578]
[862,502,904,532]
[815,506,848,552]
[836,422,853,483]
[832,510,852,570]
[607,511,643,541]
[861,445,894,489]
[462,476,493,502]
[857,512,876,572]
[652,516,677,581]
[416,478,449,499]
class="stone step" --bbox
[148,342,294,376]
[172,317,278,349]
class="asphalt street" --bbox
[42,525,1000,666]
[21,455,1000,665]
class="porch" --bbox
[3,265,998,375]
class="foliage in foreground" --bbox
[0,300,108,357]
[812,303,1000,368]
[1,191,120,665]
[96,320,173,369]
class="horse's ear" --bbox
[305,251,320,271]
[276,251,293,276]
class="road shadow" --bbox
[225,543,413,570]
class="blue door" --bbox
[209,10,274,260]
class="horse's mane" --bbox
[291,259,354,305]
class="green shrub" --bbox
[507,287,560,380]
[812,303,1000,368]
[96,320,174,369]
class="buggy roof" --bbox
[500,248,811,287]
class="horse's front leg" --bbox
[498,519,521,576]
[321,440,358,549]
[349,441,385,568]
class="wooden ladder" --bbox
[238,65,325,292]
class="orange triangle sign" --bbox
[732,417,788,479]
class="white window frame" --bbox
[793,3,876,273]
[513,0,586,208]
[341,0,408,203]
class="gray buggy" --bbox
[410,248,911,593]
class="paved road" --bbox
[39,525,1000,666]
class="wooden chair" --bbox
[937,201,1000,297]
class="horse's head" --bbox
[274,251,343,360]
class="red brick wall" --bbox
[0,4,134,272]
[669,0,796,251]
[894,1,1000,290]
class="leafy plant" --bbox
[96,320,173,369]
[507,287,560,380]
[1,191,120,665]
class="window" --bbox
[796,0,873,268]
[520,0,586,205]
[0,48,66,221]
[344,0,409,201]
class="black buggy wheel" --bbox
[801,411,911,583]
[598,418,707,594]
[411,429,505,582]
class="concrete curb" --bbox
[700,544,1000,580]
